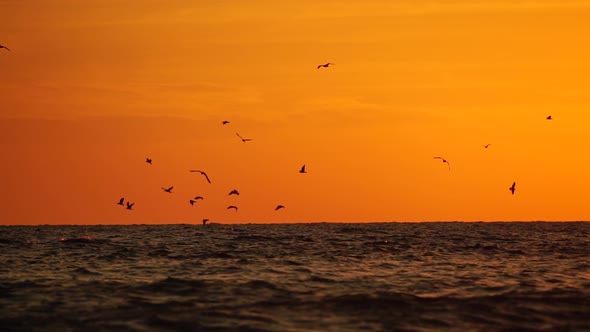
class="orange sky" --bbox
[2,0,590,224]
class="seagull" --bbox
[546,115,552,120]
[194,196,204,200]
[126,202,134,210]
[227,205,238,211]
[275,205,285,211]
[189,170,211,184]
[434,157,451,170]
[222,120,230,125]
[228,189,240,196]
[146,158,152,164]
[299,165,307,173]
[0,45,10,51]
[509,182,516,195]
[189,200,195,206]
[202,218,209,225]
[236,132,253,142]
[483,144,491,149]
[317,62,334,69]
[162,186,174,193]
[117,198,125,205]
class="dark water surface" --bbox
[1,222,589,331]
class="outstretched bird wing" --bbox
[202,172,211,184]
[236,132,244,140]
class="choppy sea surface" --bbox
[1,222,589,332]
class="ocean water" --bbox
[1,222,589,332]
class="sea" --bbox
[1,222,589,332]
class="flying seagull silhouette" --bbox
[433,157,451,170]
[189,170,211,184]
[317,62,334,69]
[509,182,516,195]
[228,189,240,196]
[546,115,552,120]
[484,144,491,149]
[227,205,238,211]
[236,132,253,142]
[222,120,230,125]
[202,218,209,225]
[275,205,285,211]
[126,202,134,210]
[299,165,307,173]
[194,196,204,200]
[162,186,174,193]
[146,158,152,164]
[0,45,10,51]
[117,197,125,205]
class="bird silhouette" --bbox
[433,157,451,170]
[126,202,134,210]
[189,200,195,206]
[202,218,209,225]
[509,182,516,195]
[0,45,10,51]
[146,158,152,164]
[162,186,174,193]
[189,170,211,184]
[483,144,491,149]
[275,205,285,211]
[546,115,552,120]
[222,120,230,125]
[194,196,204,200]
[236,132,253,142]
[299,165,307,173]
[228,189,240,196]
[227,205,238,211]
[117,198,125,205]
[317,62,334,69]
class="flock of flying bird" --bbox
[1,44,549,220]
[115,117,305,224]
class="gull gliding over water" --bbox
[162,186,174,193]
[189,170,211,184]
[0,45,10,51]
[509,182,516,195]
[317,63,334,69]
[236,133,253,142]
[275,205,285,211]
[228,189,240,196]
[194,196,204,200]
[227,205,238,211]
[433,157,451,170]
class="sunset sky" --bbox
[2,0,590,224]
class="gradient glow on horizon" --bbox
[2,0,590,224]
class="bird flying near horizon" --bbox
[299,165,307,173]
[189,170,211,184]
[236,132,253,142]
[228,189,240,196]
[484,144,491,149]
[194,196,204,200]
[275,205,285,211]
[146,158,152,164]
[0,45,10,51]
[433,157,451,170]
[227,205,238,211]
[509,182,516,195]
[126,202,134,210]
[317,62,334,69]
[222,120,230,125]
[117,198,124,206]
[162,186,174,193]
